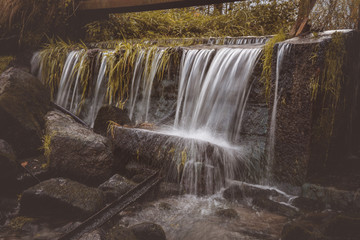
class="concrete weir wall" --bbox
[96,31,360,187]
[272,30,360,185]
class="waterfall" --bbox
[175,47,262,142]
[32,42,276,195]
[163,47,263,194]
[265,42,291,183]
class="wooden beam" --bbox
[78,0,240,14]
[290,0,317,37]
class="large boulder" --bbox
[106,225,137,240]
[0,68,51,157]
[45,111,114,184]
[129,222,167,240]
[94,105,132,136]
[98,174,136,203]
[20,178,105,219]
[0,139,18,182]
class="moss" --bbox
[9,216,35,230]
[261,31,286,103]
[0,56,14,73]
[40,131,56,169]
[311,32,346,166]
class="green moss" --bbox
[313,32,346,136]
[261,31,286,103]
[311,32,346,166]
[40,131,56,169]
[0,56,14,73]
[9,216,35,230]
[39,39,86,100]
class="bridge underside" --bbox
[79,0,240,14]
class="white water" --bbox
[265,43,291,183]
[86,52,109,127]
[163,47,263,194]
[31,42,294,196]
[175,47,262,142]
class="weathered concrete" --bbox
[272,30,360,185]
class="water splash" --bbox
[165,47,263,194]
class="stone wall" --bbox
[272,30,360,185]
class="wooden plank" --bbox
[80,0,182,10]
[79,0,239,13]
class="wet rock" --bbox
[301,183,360,211]
[20,178,105,219]
[79,230,104,240]
[252,198,299,218]
[158,202,172,210]
[223,182,280,202]
[99,174,136,202]
[94,105,132,136]
[324,215,360,238]
[281,222,315,240]
[281,212,360,240]
[292,196,325,212]
[0,139,18,183]
[157,182,180,198]
[0,68,51,158]
[125,162,155,178]
[215,208,239,219]
[129,222,166,240]
[223,184,244,201]
[45,111,114,184]
[131,173,151,183]
[241,104,268,136]
[106,225,137,240]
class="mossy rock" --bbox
[45,111,114,184]
[94,105,132,136]
[0,68,51,158]
[20,178,105,219]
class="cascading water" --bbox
[163,47,263,194]
[265,42,291,183]
[31,39,288,195]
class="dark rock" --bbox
[20,178,104,219]
[301,183,359,211]
[94,105,132,136]
[0,36,18,54]
[99,174,136,203]
[45,111,114,184]
[324,215,360,238]
[292,196,325,212]
[215,208,239,219]
[281,222,315,240]
[158,202,172,210]
[0,139,18,182]
[281,212,360,240]
[130,222,166,240]
[0,68,51,158]
[253,198,299,218]
[106,225,137,240]
[223,183,279,201]
[125,162,155,178]
[223,184,244,201]
[131,173,151,183]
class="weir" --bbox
[31,30,360,194]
